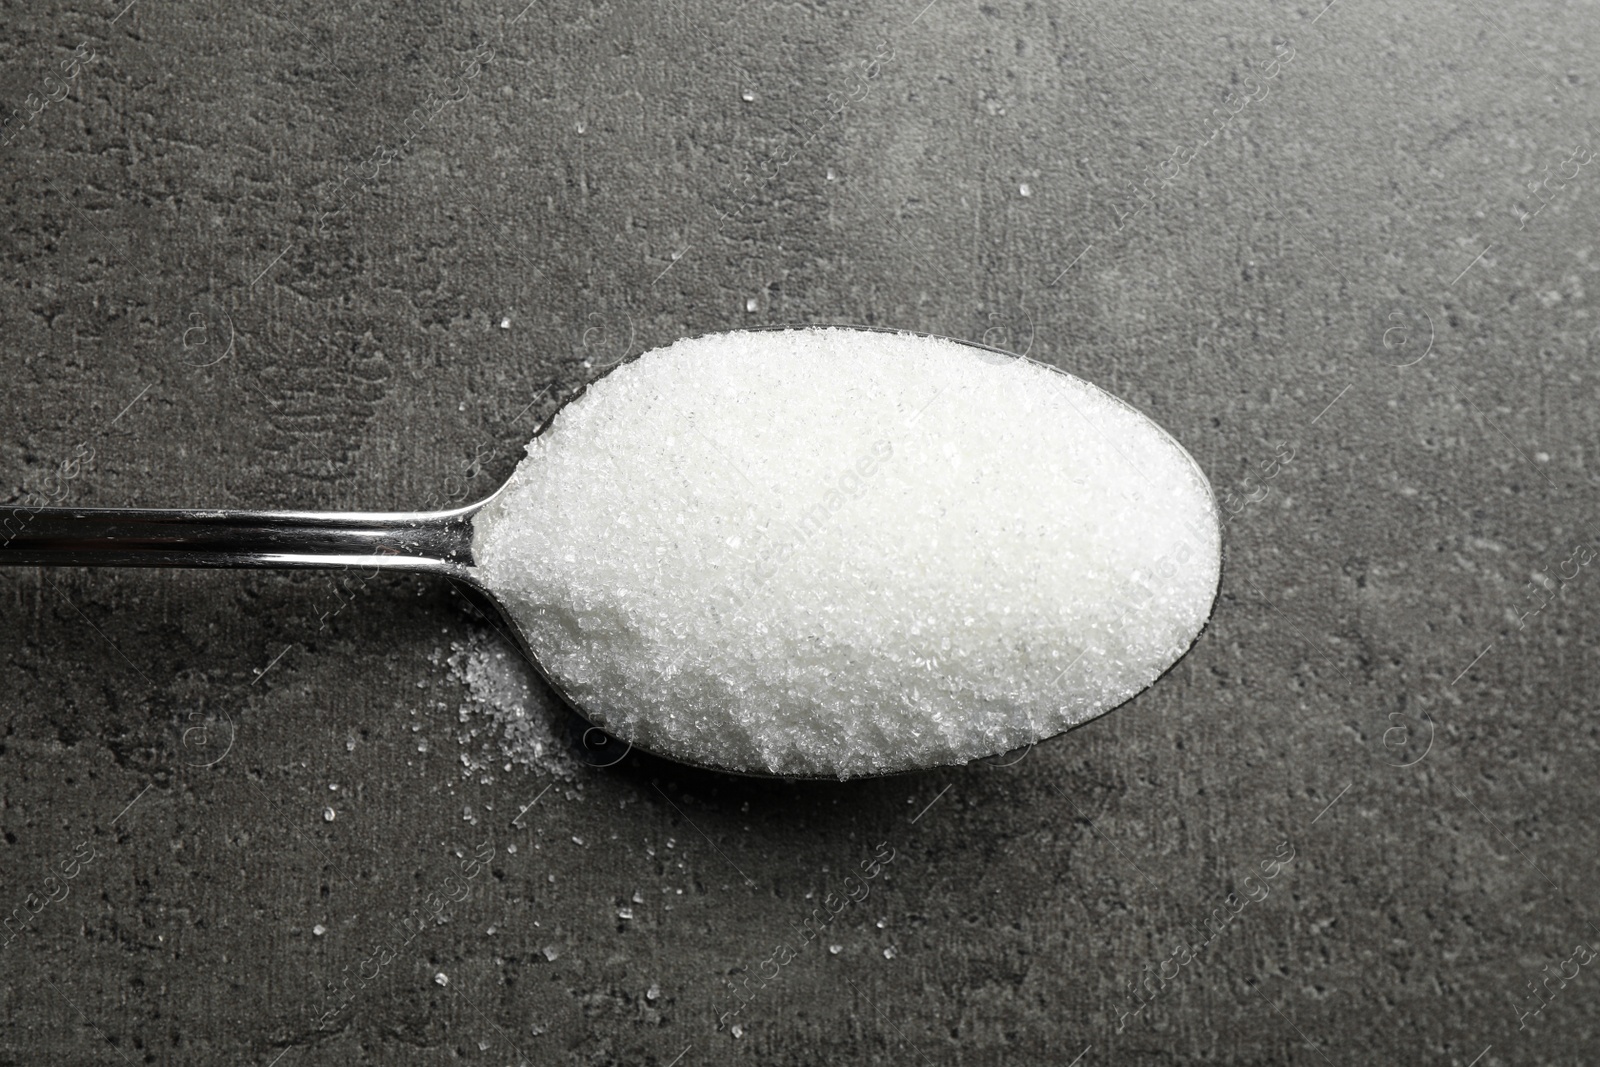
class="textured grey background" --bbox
[3,0,1599,1063]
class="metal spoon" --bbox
[0,450,662,751]
[1,328,1216,780]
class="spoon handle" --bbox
[0,504,480,576]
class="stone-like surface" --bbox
[2,1,1597,1063]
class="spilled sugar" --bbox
[441,631,576,784]
[472,328,1221,779]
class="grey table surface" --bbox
[3,0,1598,1063]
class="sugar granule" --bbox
[472,328,1221,778]
[445,631,576,784]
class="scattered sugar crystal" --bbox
[472,327,1221,778]
[446,631,575,785]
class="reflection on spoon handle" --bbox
[0,503,482,576]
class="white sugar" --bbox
[444,632,576,784]
[472,328,1220,779]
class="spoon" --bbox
[2,326,1221,780]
